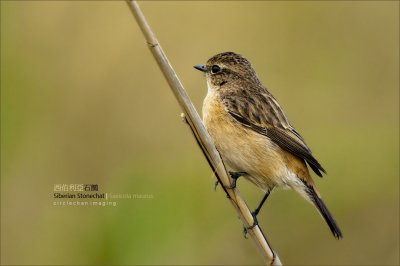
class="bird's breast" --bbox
[202,91,289,190]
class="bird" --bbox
[194,51,342,239]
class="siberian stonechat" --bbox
[194,52,342,239]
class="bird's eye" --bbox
[211,65,221,74]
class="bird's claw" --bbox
[213,171,246,190]
[243,212,259,239]
[227,171,247,189]
[214,180,219,191]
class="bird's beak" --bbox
[194,64,207,72]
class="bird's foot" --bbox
[213,171,246,190]
[226,171,247,189]
[243,211,259,239]
[243,212,259,238]
[214,180,219,191]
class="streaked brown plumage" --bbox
[194,51,342,239]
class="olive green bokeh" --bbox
[1,1,399,265]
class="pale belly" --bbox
[202,92,296,191]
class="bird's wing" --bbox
[221,90,326,177]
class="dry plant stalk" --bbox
[126,1,282,265]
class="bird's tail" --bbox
[299,183,343,239]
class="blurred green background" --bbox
[1,1,399,265]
